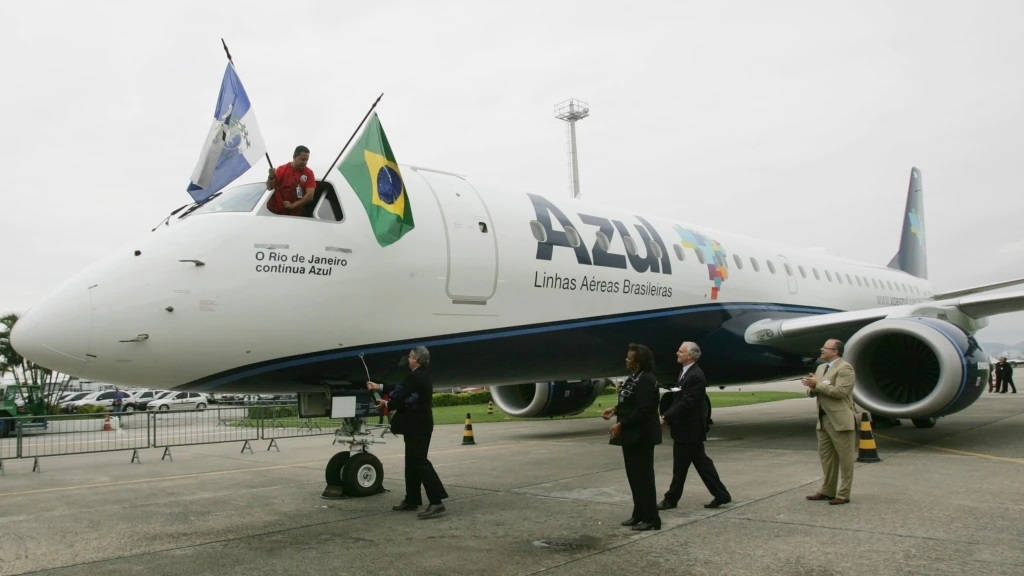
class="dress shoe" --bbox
[704,497,731,509]
[656,499,677,510]
[828,497,850,505]
[805,493,833,501]
[417,503,446,519]
[620,517,640,527]
[630,521,661,531]
[392,501,420,511]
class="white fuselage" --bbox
[12,166,930,390]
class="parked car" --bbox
[124,390,169,412]
[146,392,209,411]
[65,390,129,412]
[59,392,91,412]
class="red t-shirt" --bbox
[268,163,316,216]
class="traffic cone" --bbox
[856,412,881,463]
[462,413,476,445]
[487,401,494,415]
[102,413,114,432]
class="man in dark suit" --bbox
[658,341,732,510]
[367,346,449,518]
[996,357,1016,393]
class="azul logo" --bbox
[528,194,671,275]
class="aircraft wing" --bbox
[745,287,1024,354]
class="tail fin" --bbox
[887,167,927,279]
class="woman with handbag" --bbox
[602,343,662,531]
[367,346,449,519]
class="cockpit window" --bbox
[186,183,268,217]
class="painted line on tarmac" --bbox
[875,433,1024,464]
[0,438,562,499]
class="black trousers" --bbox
[1001,377,1017,393]
[664,441,730,503]
[622,443,659,524]
[403,433,448,505]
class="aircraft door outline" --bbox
[410,167,498,304]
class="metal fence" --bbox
[0,404,337,472]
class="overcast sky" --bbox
[2,0,1023,345]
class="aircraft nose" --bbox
[11,283,91,374]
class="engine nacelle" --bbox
[489,380,607,417]
[846,317,988,419]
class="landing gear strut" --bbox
[321,416,387,499]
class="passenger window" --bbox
[564,226,583,248]
[845,274,852,285]
[694,249,706,264]
[732,254,743,269]
[623,235,638,256]
[825,270,833,282]
[836,272,844,284]
[596,231,611,252]
[750,257,760,272]
[673,244,685,261]
[529,221,548,243]
[766,260,776,274]
[650,242,663,260]
[784,263,794,277]
[813,268,820,280]
[798,265,806,278]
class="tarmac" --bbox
[1,383,1022,576]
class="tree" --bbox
[0,313,71,412]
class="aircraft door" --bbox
[410,167,497,304]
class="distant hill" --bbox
[980,342,1024,358]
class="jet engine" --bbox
[489,379,608,417]
[846,317,988,424]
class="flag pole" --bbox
[322,93,384,179]
[221,38,273,170]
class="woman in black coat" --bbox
[602,343,662,531]
[367,346,449,519]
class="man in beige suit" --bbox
[801,338,857,505]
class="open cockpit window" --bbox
[311,182,344,222]
[183,183,268,218]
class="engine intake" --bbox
[846,317,987,419]
[489,380,607,417]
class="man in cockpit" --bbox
[267,145,317,216]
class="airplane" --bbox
[11,163,1024,496]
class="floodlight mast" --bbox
[554,99,589,199]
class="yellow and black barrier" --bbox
[856,412,881,463]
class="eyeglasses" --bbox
[821,347,838,351]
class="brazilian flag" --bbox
[339,113,414,246]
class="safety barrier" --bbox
[0,404,338,472]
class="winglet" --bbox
[887,167,927,279]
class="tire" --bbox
[159,405,170,411]
[196,403,206,411]
[342,452,383,497]
[911,417,936,429]
[324,451,351,486]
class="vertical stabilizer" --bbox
[887,167,927,279]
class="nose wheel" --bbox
[322,416,387,499]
